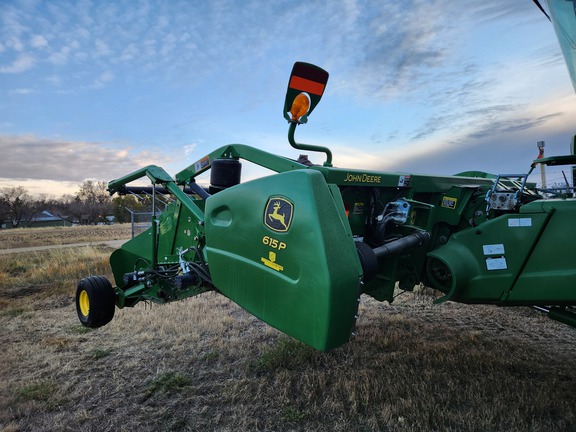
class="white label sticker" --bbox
[483,244,505,255]
[398,175,411,187]
[193,156,210,173]
[508,218,532,227]
[486,257,507,271]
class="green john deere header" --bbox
[75,5,576,351]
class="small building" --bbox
[30,211,72,228]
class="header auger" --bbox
[76,3,576,351]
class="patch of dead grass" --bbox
[0,247,576,431]
[0,224,132,249]
[0,246,113,312]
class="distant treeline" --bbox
[0,180,152,228]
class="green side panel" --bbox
[157,202,180,260]
[454,171,496,179]
[110,196,206,281]
[204,169,362,351]
[340,188,371,236]
[506,200,576,304]
[110,228,155,288]
[156,200,205,262]
[427,212,549,304]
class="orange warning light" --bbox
[290,92,311,121]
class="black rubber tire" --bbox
[75,276,116,328]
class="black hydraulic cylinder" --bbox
[187,181,210,199]
[372,231,431,259]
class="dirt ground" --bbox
[2,284,576,431]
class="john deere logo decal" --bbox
[264,197,293,232]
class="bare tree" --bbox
[0,186,39,228]
[111,194,144,223]
[49,194,79,224]
[0,181,116,228]
[21,194,48,227]
[75,180,113,224]
[0,195,9,227]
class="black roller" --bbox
[210,158,242,190]
[115,185,204,196]
[373,231,430,259]
[355,231,431,284]
[355,241,378,283]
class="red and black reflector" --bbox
[283,62,329,123]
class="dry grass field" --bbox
[0,224,132,250]
[1,226,576,431]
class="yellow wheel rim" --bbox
[79,290,90,317]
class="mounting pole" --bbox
[537,141,547,190]
[288,122,333,167]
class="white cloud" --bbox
[48,46,71,65]
[375,94,576,175]
[121,43,138,62]
[6,37,24,52]
[75,27,90,40]
[183,143,198,158]
[94,70,115,88]
[0,55,35,73]
[0,135,171,186]
[8,88,34,95]
[94,38,112,58]
[45,74,61,85]
[0,178,79,197]
[30,34,48,49]
[0,0,463,95]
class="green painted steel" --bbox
[175,144,307,183]
[288,122,333,167]
[506,200,576,304]
[204,169,361,351]
[427,212,551,304]
[108,165,174,192]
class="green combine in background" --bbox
[76,2,576,351]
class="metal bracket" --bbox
[485,174,529,212]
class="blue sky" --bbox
[1,0,575,196]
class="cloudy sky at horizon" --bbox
[1,0,575,197]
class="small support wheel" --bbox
[76,276,116,328]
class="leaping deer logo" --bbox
[269,201,288,230]
[264,198,293,232]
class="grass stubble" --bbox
[0,224,132,250]
[0,226,575,431]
